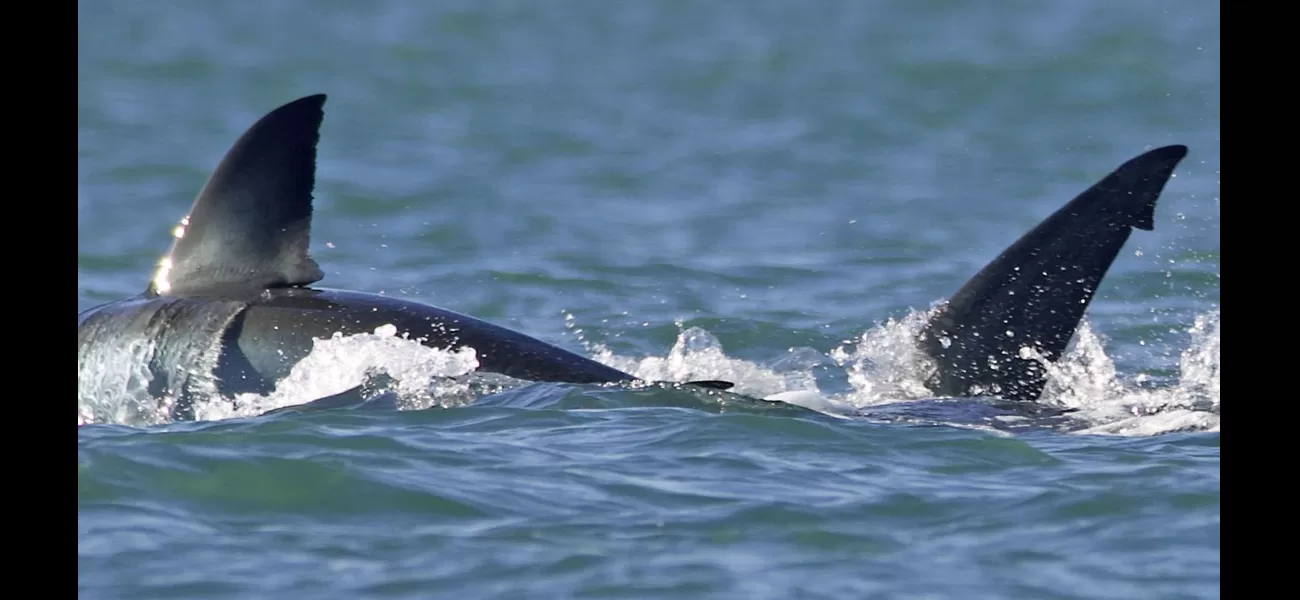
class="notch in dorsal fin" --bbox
[147,94,328,297]
[919,145,1188,402]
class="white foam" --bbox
[80,308,1220,436]
[194,324,481,421]
[823,308,1221,435]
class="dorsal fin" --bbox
[919,144,1188,401]
[147,94,328,297]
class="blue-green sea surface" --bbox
[79,1,1219,598]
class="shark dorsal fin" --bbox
[920,144,1188,401]
[147,94,328,297]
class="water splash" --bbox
[196,325,481,421]
[1179,311,1221,410]
[80,309,1220,436]
[829,309,941,407]
[1069,311,1220,435]
[826,308,1221,435]
[589,323,818,400]
[77,333,175,427]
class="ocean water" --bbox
[78,1,1220,598]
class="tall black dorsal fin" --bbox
[147,94,328,297]
[920,145,1188,401]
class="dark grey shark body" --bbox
[76,94,715,420]
[76,93,1188,421]
[77,287,640,399]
